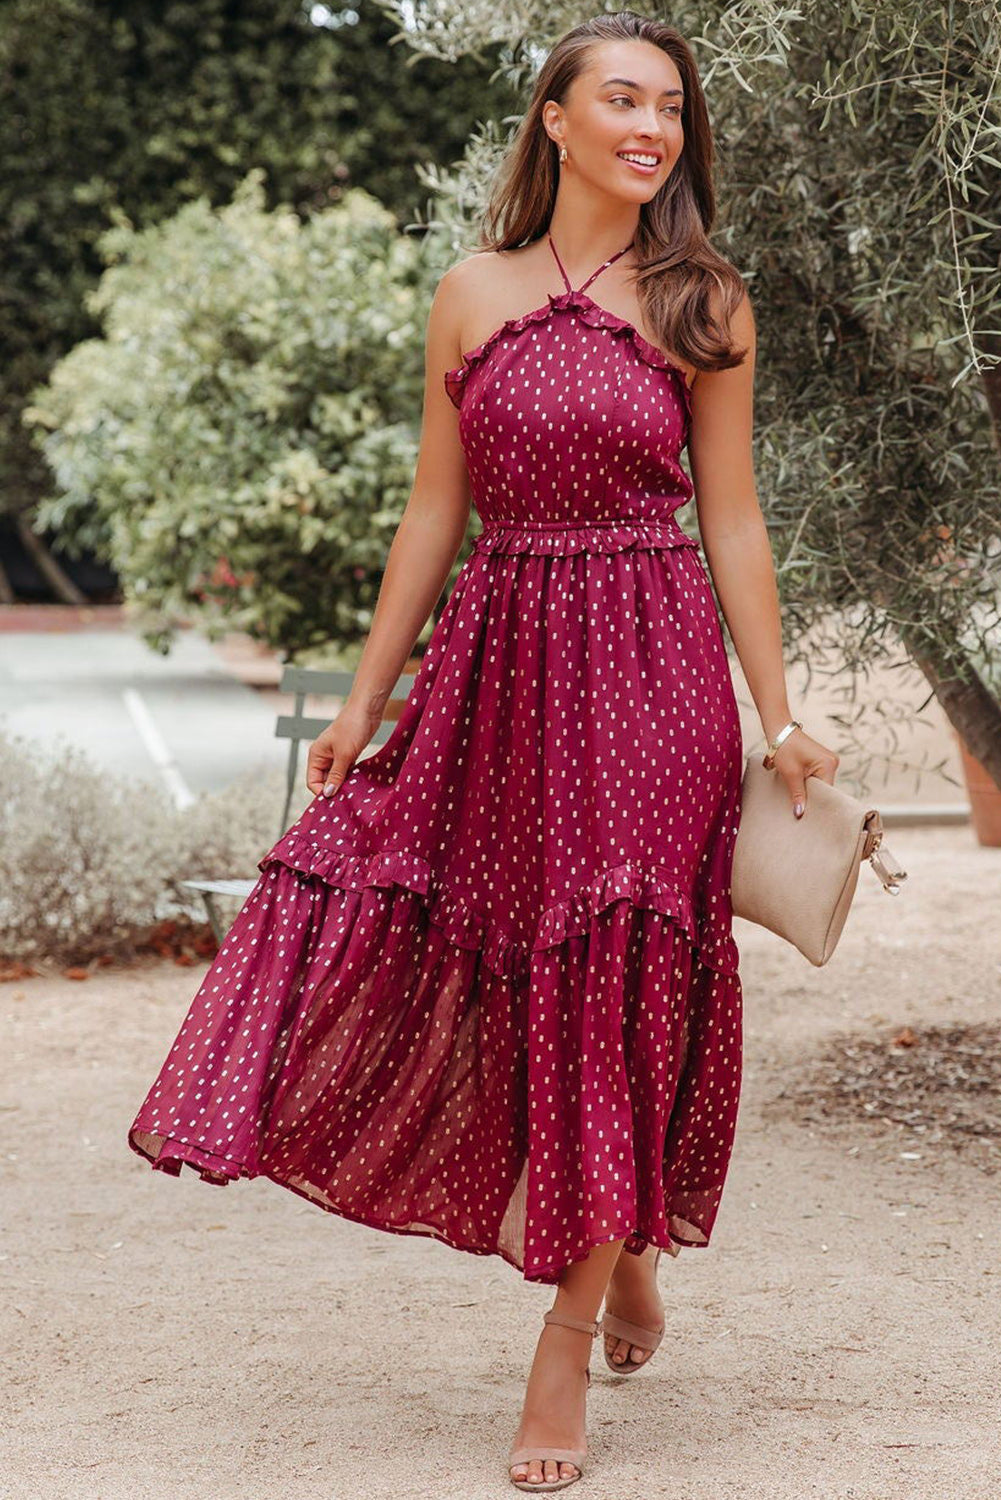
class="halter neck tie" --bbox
[547,232,633,295]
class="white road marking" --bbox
[122,687,196,809]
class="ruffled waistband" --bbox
[470,516,700,557]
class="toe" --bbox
[560,1462,580,1480]
[544,1459,559,1482]
[510,1463,529,1481]
[631,1344,649,1364]
[528,1461,544,1484]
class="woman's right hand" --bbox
[305,702,385,799]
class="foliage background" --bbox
[10,0,1001,780]
[0,728,288,965]
[0,0,519,592]
[25,177,452,656]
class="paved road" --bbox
[0,626,290,803]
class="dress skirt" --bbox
[128,521,744,1285]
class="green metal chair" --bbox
[182,663,417,944]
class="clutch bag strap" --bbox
[861,810,906,893]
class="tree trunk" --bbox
[0,554,15,604]
[896,622,1001,790]
[14,515,88,604]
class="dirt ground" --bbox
[2,823,999,1500]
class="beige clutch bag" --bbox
[731,754,907,966]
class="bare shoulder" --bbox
[432,247,533,361]
[430,252,491,338]
[435,247,519,307]
[727,282,756,348]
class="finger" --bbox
[799,754,838,790]
[786,774,807,819]
[305,744,332,796]
[305,758,329,794]
[322,757,352,797]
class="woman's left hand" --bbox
[768,728,840,818]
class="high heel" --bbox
[508,1308,600,1492]
[599,1246,665,1374]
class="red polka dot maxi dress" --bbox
[128,232,745,1286]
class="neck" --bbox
[546,199,639,272]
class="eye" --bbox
[610,95,682,117]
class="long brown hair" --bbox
[476,12,748,375]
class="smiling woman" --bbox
[451,35,745,387]
[126,10,841,1496]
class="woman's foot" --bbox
[602,1243,665,1368]
[509,1317,592,1487]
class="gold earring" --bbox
[559,144,568,164]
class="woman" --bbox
[129,11,839,1492]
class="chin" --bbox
[605,182,661,206]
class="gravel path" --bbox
[2,824,999,1500]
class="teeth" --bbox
[619,153,658,166]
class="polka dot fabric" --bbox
[127,233,745,1285]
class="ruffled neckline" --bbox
[444,288,694,420]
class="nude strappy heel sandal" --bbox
[599,1246,665,1374]
[508,1308,600,1492]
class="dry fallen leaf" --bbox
[0,962,39,983]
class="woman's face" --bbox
[547,39,686,202]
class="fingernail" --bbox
[323,784,334,797]
[794,801,804,818]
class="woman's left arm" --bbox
[686,289,839,818]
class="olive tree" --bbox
[402,0,1001,786]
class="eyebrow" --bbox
[600,77,684,98]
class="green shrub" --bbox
[0,727,293,965]
[25,172,433,656]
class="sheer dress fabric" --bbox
[128,233,745,1285]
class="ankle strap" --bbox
[543,1308,600,1337]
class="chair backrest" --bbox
[274,664,417,835]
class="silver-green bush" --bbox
[0,728,293,965]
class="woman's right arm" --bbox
[305,260,475,798]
